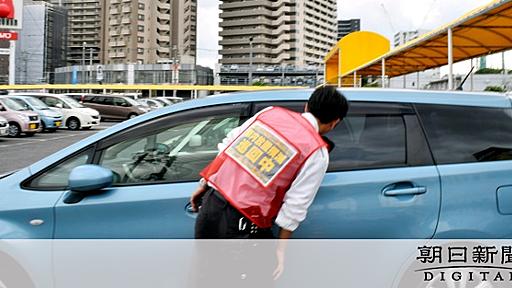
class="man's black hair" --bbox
[307,86,349,124]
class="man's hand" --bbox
[190,185,207,212]
[273,228,293,280]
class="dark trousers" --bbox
[195,188,274,239]
[190,189,276,288]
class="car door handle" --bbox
[383,187,427,197]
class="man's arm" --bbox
[274,147,329,237]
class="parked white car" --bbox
[9,93,101,130]
[0,115,9,137]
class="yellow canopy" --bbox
[341,0,512,78]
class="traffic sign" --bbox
[96,65,104,82]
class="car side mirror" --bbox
[189,135,203,148]
[55,103,63,109]
[63,165,113,204]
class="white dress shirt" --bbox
[212,107,329,232]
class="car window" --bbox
[41,96,68,108]
[10,98,32,111]
[254,101,410,171]
[326,115,406,171]
[114,97,130,107]
[23,148,94,190]
[416,104,512,164]
[97,107,247,185]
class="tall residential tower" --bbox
[219,0,338,69]
[101,0,196,65]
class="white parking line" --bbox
[0,133,89,148]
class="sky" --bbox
[197,0,510,74]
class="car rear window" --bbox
[416,104,512,164]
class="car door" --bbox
[52,103,251,238]
[416,104,512,238]
[253,101,441,238]
[112,97,130,119]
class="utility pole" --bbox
[89,48,93,84]
[82,42,86,84]
[172,45,178,97]
[248,37,253,85]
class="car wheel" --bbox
[67,118,81,131]
[7,123,20,137]
[128,113,138,119]
[40,121,46,132]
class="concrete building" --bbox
[101,0,197,65]
[337,19,360,40]
[15,2,67,84]
[0,41,8,84]
[389,69,441,89]
[57,0,102,66]
[219,0,337,69]
[426,73,512,92]
[54,63,213,85]
[393,29,428,48]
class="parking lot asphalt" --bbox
[0,121,117,174]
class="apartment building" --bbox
[59,0,102,65]
[338,18,360,40]
[101,0,196,65]
[219,0,338,69]
[393,29,428,48]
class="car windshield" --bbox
[126,97,141,106]
[137,100,150,107]
[61,96,85,108]
[1,98,28,111]
[25,97,50,110]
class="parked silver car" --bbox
[0,116,9,137]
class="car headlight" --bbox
[17,114,30,121]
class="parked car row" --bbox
[0,92,184,137]
[65,93,182,116]
[0,93,101,137]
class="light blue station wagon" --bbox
[1,88,512,239]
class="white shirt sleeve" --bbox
[275,147,329,232]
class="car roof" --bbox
[199,88,511,108]
[9,92,63,98]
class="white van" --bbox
[9,93,101,130]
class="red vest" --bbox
[200,107,326,228]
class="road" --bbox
[0,121,117,174]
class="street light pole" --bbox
[82,42,86,84]
[89,48,93,84]
[248,37,253,85]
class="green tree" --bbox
[484,86,506,92]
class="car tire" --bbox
[40,121,46,132]
[67,118,81,131]
[128,113,138,119]
[7,122,20,137]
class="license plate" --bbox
[29,123,37,129]
[55,121,62,127]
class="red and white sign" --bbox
[0,0,22,30]
[0,31,16,40]
[0,0,14,19]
